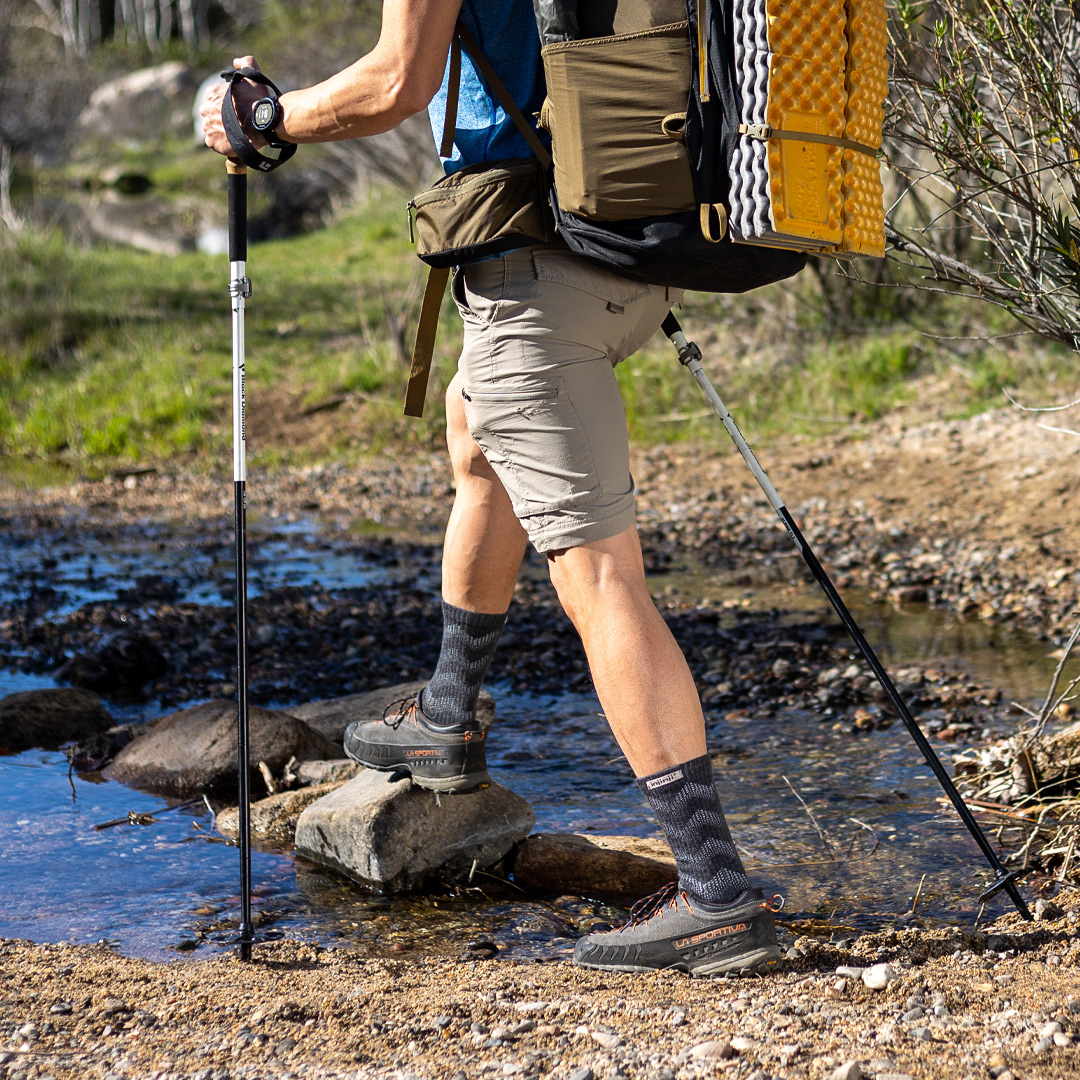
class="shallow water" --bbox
[0,519,1065,961]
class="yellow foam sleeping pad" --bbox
[743,0,887,258]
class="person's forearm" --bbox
[274,1,457,144]
[276,51,422,143]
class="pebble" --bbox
[863,964,899,990]
[687,1039,733,1060]
[1039,1020,1062,1037]
[908,1026,933,1041]
[828,1063,862,1080]
[1053,1032,1072,1047]
[836,966,865,979]
[900,1007,924,1022]
[1033,1037,1053,1053]
[568,1070,593,1080]
[590,1029,621,1049]
[49,1002,72,1015]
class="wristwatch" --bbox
[250,96,291,148]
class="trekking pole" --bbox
[227,157,256,961]
[661,313,1032,921]
[216,66,295,962]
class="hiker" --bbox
[200,0,781,976]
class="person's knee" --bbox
[548,526,647,624]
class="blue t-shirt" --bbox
[427,0,546,173]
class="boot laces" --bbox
[621,881,688,929]
[381,696,419,730]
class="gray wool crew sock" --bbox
[637,754,751,907]
[420,601,507,730]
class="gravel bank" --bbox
[2,905,1079,1080]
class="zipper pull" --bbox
[406,200,416,244]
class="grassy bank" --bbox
[1,192,1075,479]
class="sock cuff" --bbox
[636,753,714,797]
[441,600,508,633]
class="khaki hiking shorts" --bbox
[453,244,681,553]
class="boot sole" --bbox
[691,946,783,978]
[574,947,782,978]
[348,755,491,795]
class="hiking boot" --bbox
[573,882,782,977]
[342,694,490,794]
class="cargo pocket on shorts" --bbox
[460,378,601,517]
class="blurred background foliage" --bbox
[0,0,1077,472]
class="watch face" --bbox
[253,100,275,130]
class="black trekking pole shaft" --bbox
[228,159,255,960]
[662,313,1031,921]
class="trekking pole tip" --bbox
[978,868,1033,920]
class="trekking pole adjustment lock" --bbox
[659,313,701,367]
[229,277,253,299]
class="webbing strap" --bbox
[404,266,451,418]
[220,67,298,173]
[440,36,462,158]
[738,123,878,159]
[455,22,552,169]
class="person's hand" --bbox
[200,56,269,156]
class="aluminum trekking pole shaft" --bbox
[661,314,1031,921]
[227,159,255,961]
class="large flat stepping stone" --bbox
[104,699,337,797]
[513,832,676,903]
[291,680,495,746]
[0,688,113,754]
[295,771,534,893]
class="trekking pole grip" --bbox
[227,159,247,263]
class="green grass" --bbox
[2,189,1076,478]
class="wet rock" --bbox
[294,759,362,787]
[105,700,336,797]
[512,833,675,904]
[863,964,899,990]
[56,629,168,693]
[65,723,141,771]
[216,780,348,842]
[290,681,495,745]
[0,688,113,753]
[295,770,533,892]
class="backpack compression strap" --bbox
[221,67,298,173]
[738,123,878,160]
[405,21,552,419]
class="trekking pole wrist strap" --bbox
[221,67,299,173]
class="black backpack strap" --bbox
[220,67,299,173]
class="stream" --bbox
[0,516,1065,962]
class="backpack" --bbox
[404,0,887,414]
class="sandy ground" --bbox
[2,906,1079,1080]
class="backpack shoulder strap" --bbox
[455,22,552,169]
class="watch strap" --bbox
[220,67,298,173]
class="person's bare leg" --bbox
[547,524,706,775]
[441,372,526,613]
[417,375,526,729]
[549,523,753,911]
